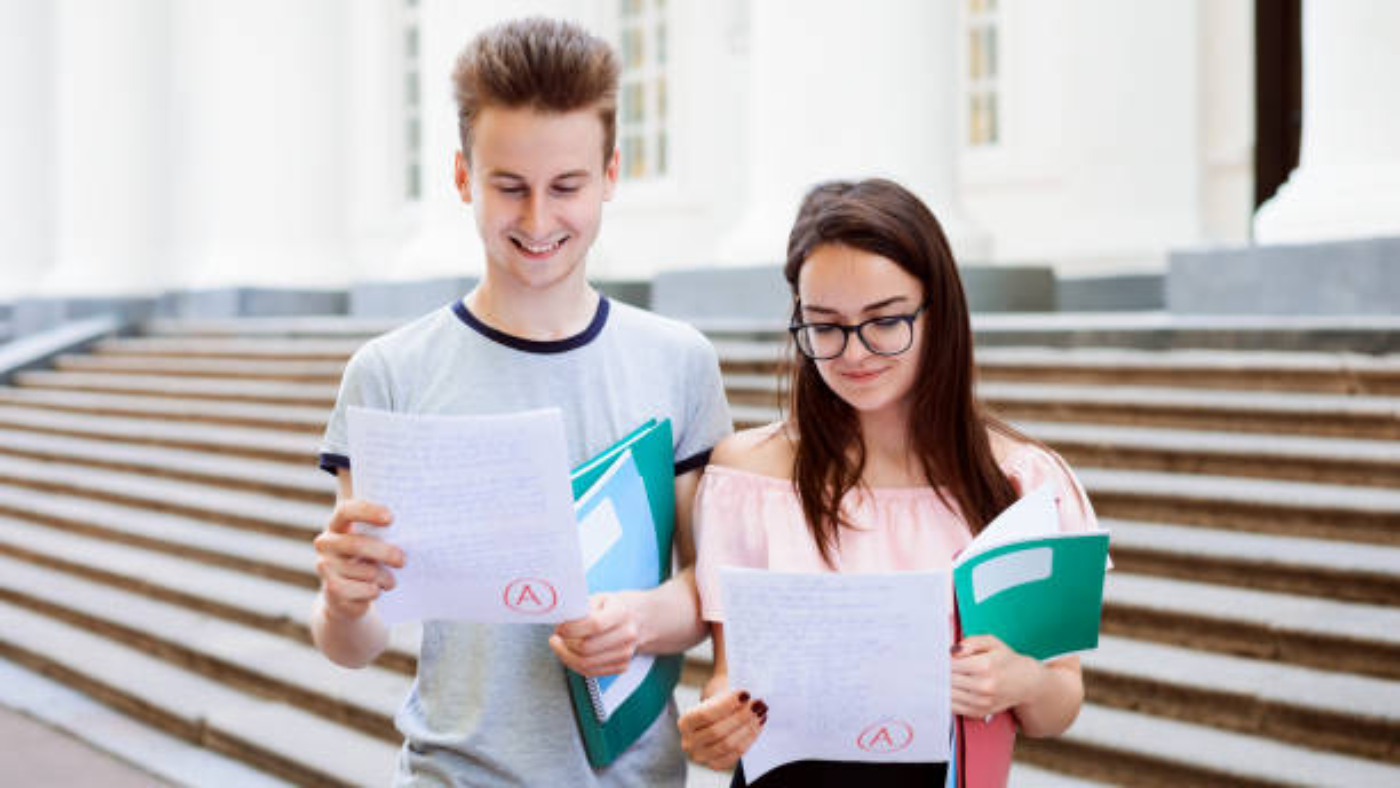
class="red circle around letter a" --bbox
[856,719,914,754]
[502,578,559,614]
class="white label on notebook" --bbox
[579,497,624,572]
[972,547,1053,604]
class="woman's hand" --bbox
[678,686,767,770]
[949,635,1043,719]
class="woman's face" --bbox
[796,243,926,417]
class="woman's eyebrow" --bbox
[802,296,911,316]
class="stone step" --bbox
[713,340,1400,395]
[1025,420,1400,488]
[54,353,346,384]
[979,346,1400,396]
[0,514,418,675]
[0,554,409,743]
[12,370,338,408]
[0,599,400,787]
[1103,573,1400,682]
[1080,467,1400,546]
[0,483,317,588]
[142,317,402,339]
[1105,518,1400,606]
[0,657,290,788]
[1017,701,1400,787]
[0,386,327,434]
[982,382,1400,441]
[0,426,333,505]
[726,376,1400,440]
[0,453,324,541]
[0,404,319,464]
[92,336,366,362]
[1083,635,1399,764]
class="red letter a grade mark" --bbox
[856,719,914,754]
[502,578,559,614]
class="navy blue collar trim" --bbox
[452,297,610,354]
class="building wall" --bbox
[1,0,1261,301]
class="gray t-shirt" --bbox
[319,297,732,787]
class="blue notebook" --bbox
[565,419,682,768]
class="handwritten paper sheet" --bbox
[346,406,589,625]
[720,567,951,781]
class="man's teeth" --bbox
[519,238,563,254]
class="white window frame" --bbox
[616,0,673,184]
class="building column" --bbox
[42,0,169,297]
[714,0,988,266]
[168,0,350,289]
[0,0,53,300]
[1254,0,1400,242]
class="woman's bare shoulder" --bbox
[710,422,795,479]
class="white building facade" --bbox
[1,0,1396,304]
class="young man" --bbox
[310,18,731,786]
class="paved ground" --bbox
[0,704,169,787]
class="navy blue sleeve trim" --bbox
[674,449,712,477]
[319,452,350,476]
[451,297,609,354]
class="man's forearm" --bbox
[311,592,392,669]
[626,565,707,655]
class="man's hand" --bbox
[549,593,642,676]
[313,498,404,621]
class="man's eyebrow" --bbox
[802,296,911,316]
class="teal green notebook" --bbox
[952,484,1109,662]
[565,419,683,768]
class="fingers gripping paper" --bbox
[346,406,589,625]
[720,568,952,782]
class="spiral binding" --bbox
[585,676,609,722]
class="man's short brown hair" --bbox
[452,17,620,164]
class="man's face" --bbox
[455,106,618,292]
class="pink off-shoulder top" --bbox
[693,440,1103,788]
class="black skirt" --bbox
[730,759,948,787]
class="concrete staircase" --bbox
[0,316,1395,787]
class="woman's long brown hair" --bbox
[784,179,1026,565]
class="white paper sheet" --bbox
[720,568,951,781]
[954,482,1057,566]
[346,406,589,625]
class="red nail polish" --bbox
[752,700,769,717]
[738,691,750,704]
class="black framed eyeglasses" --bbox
[788,302,928,360]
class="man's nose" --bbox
[520,192,550,236]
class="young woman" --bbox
[678,179,1100,787]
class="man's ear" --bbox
[454,150,472,204]
[602,148,620,201]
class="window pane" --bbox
[987,93,999,144]
[657,131,668,176]
[405,26,418,59]
[406,71,419,107]
[623,27,643,68]
[623,82,645,123]
[986,27,997,79]
[969,94,983,145]
[623,0,643,19]
[656,77,667,119]
[657,23,668,65]
[969,28,982,80]
[407,163,420,200]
